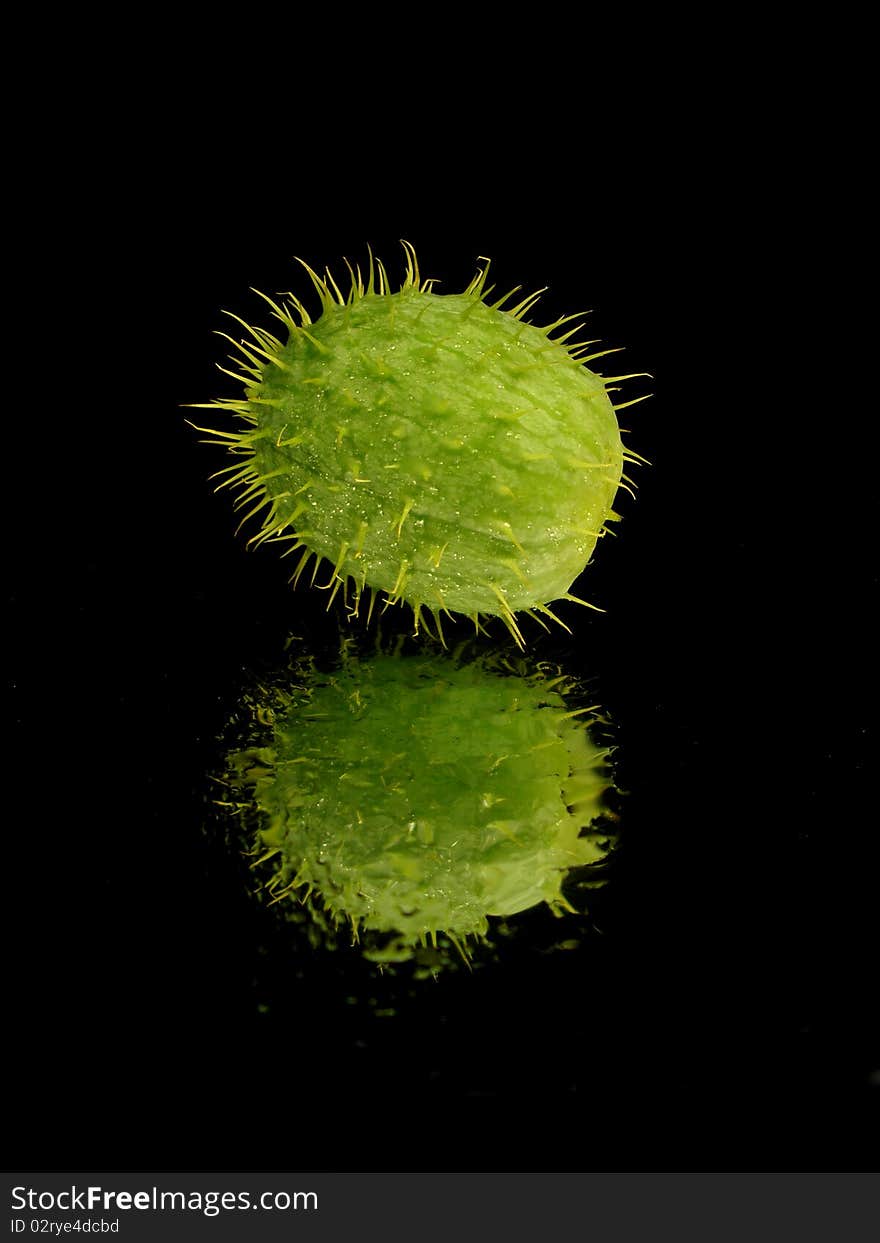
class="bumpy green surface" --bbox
[229,647,614,956]
[194,246,640,644]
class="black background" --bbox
[6,48,876,1176]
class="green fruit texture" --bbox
[191,243,647,646]
[225,643,616,961]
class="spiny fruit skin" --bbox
[226,644,615,961]
[192,243,648,646]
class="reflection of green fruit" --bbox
[227,645,615,960]
[191,243,647,646]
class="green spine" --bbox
[190,244,649,646]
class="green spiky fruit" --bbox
[226,644,615,960]
[192,243,647,646]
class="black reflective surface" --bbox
[7,149,876,1172]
